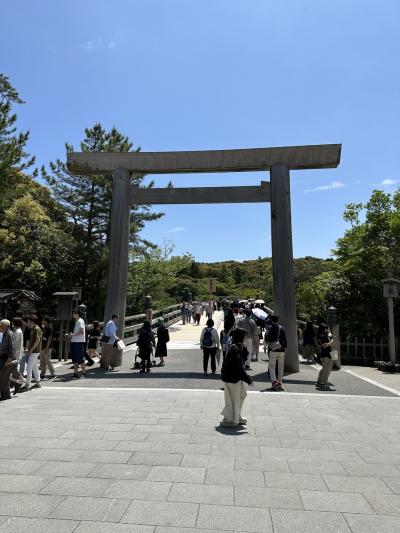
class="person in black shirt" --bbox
[87,321,101,360]
[316,324,335,391]
[220,328,253,427]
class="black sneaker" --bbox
[316,384,334,391]
[72,373,80,379]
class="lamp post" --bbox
[144,295,153,324]
[383,279,399,363]
[327,305,341,369]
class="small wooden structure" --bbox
[0,289,39,318]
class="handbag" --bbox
[117,339,125,350]
[331,349,339,361]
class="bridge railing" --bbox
[123,304,181,345]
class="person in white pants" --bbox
[265,315,287,391]
[20,315,42,392]
[220,328,253,427]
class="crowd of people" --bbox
[0,296,336,404]
[196,297,336,394]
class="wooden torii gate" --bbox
[67,144,341,372]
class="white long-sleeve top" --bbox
[14,328,24,361]
[200,327,220,349]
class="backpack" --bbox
[202,328,213,348]
[221,331,231,351]
[266,325,282,351]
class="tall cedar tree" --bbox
[41,124,162,317]
[0,74,35,214]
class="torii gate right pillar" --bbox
[270,164,299,373]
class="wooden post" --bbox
[103,168,131,339]
[270,164,298,373]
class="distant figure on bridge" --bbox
[236,309,258,370]
[187,303,193,323]
[155,318,169,367]
[194,303,202,325]
[206,301,214,320]
[200,319,220,376]
[224,309,235,334]
[180,303,187,325]
[220,328,253,427]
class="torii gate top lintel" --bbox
[67,143,341,175]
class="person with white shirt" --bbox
[70,310,86,379]
[12,317,24,370]
[105,314,119,345]
[200,319,220,376]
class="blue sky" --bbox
[2,0,400,262]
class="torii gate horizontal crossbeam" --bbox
[130,182,271,205]
[67,144,341,175]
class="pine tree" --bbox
[0,73,35,214]
[42,123,162,316]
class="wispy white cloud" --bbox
[305,181,346,193]
[168,226,185,233]
[354,180,361,185]
[374,178,397,187]
[81,40,100,51]
[81,39,117,51]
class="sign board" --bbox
[72,287,82,302]
[18,300,36,313]
[383,280,399,298]
[207,278,217,294]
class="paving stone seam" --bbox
[31,387,400,399]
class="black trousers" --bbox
[203,347,217,373]
[141,351,151,371]
[0,365,12,400]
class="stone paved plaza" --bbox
[2,314,400,532]
[1,387,400,532]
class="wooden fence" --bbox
[340,336,399,365]
[123,304,181,345]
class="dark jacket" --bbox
[155,325,170,357]
[318,333,332,358]
[0,330,15,367]
[221,344,253,385]
[265,323,287,352]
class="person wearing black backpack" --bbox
[136,321,156,373]
[200,319,220,376]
